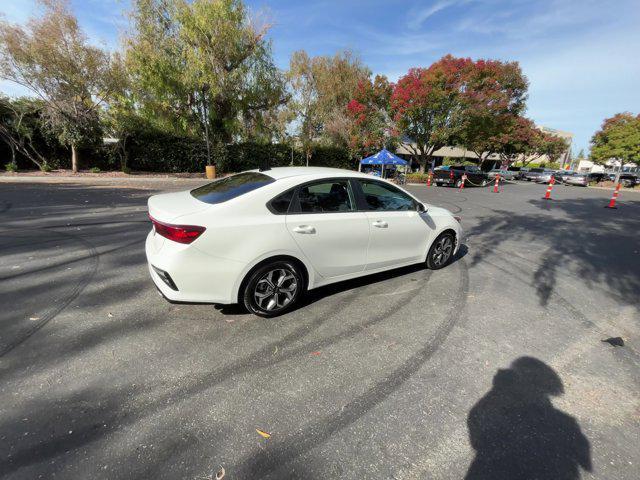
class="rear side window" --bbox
[268,189,294,214]
[191,172,274,204]
[297,180,354,213]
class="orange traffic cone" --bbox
[605,182,622,209]
[542,176,555,200]
[459,174,466,191]
[427,171,432,187]
[493,175,500,193]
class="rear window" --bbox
[190,172,274,204]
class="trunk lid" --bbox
[147,190,211,223]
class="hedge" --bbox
[108,131,357,173]
[406,173,431,183]
[1,127,359,173]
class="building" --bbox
[396,125,573,171]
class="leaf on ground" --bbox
[215,466,225,479]
[29,317,40,321]
[256,429,271,439]
[107,313,113,318]
[310,351,321,356]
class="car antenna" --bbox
[259,158,271,172]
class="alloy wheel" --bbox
[253,268,298,312]
[432,235,453,267]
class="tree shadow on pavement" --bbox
[466,196,640,308]
[466,357,592,480]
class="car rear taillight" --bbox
[449,170,454,179]
[149,215,206,244]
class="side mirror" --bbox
[416,202,427,213]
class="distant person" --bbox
[465,357,592,480]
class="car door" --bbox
[355,179,432,271]
[285,178,370,278]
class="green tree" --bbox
[287,49,370,164]
[0,0,124,172]
[590,113,640,165]
[126,0,286,166]
[0,96,54,170]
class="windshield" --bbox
[190,172,275,204]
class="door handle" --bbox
[293,225,316,234]
[372,220,388,228]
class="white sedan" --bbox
[146,167,462,316]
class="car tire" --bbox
[426,232,456,270]
[242,260,304,317]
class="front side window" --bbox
[359,180,416,211]
[191,172,274,204]
[297,180,354,213]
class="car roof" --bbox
[253,166,372,181]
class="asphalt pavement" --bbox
[0,177,638,479]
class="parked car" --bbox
[564,173,589,186]
[433,165,489,187]
[146,167,462,317]
[618,173,639,187]
[558,171,576,182]
[523,168,545,181]
[512,167,530,180]
[534,170,556,183]
[588,172,607,183]
[487,169,517,181]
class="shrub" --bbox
[89,166,101,173]
[121,128,356,173]
[40,162,52,172]
[5,161,17,172]
[406,173,431,183]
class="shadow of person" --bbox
[465,357,592,480]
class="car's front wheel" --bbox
[242,260,304,317]
[426,232,455,270]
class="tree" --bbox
[346,74,394,160]
[286,49,370,164]
[0,96,53,169]
[0,0,124,172]
[390,55,471,172]
[126,0,286,166]
[590,113,640,165]
[487,116,566,167]
[458,59,528,168]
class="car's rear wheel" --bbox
[426,232,455,270]
[242,261,304,317]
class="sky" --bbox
[2,0,639,154]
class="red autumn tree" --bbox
[390,55,471,172]
[346,74,393,160]
[459,59,529,167]
[488,116,568,167]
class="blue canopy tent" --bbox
[359,148,408,177]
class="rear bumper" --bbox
[145,230,247,304]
